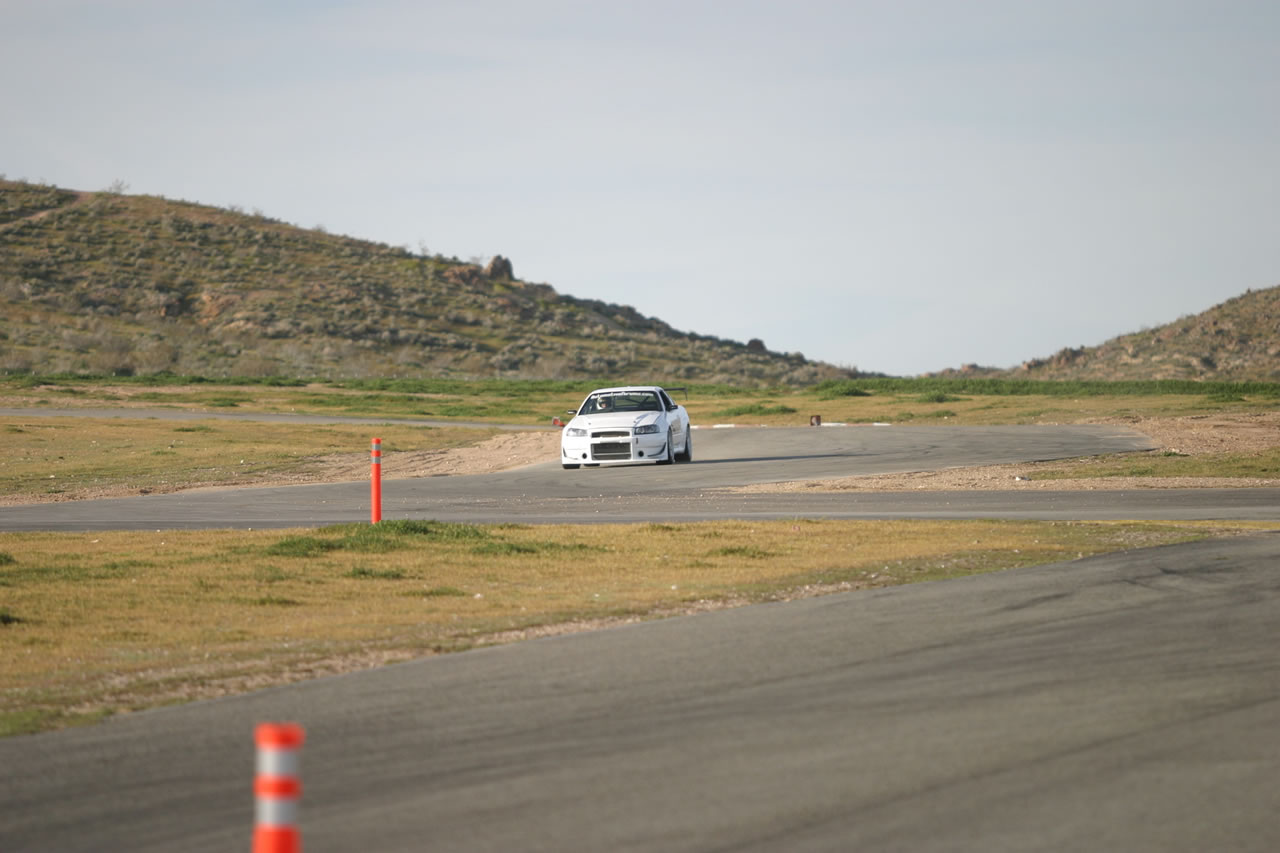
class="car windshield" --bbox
[583,392,660,414]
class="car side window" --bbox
[659,391,675,410]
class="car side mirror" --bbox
[566,409,578,416]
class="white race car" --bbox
[561,386,692,469]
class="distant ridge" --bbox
[931,285,1280,382]
[0,179,856,386]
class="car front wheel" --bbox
[677,428,692,463]
[657,428,675,465]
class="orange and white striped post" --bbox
[370,437,382,524]
[254,722,305,853]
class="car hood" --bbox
[568,411,663,431]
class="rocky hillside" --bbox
[935,285,1280,382]
[0,180,851,386]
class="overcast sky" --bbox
[4,1,1278,375]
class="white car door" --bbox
[659,389,683,447]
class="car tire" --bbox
[562,463,580,469]
[657,428,675,465]
[677,428,692,463]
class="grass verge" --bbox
[2,518,1275,736]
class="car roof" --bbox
[586,386,666,395]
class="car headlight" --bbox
[565,427,587,437]
[634,424,660,435]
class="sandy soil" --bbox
[297,430,563,481]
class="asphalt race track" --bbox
[3,421,1278,530]
[2,418,1278,851]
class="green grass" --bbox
[247,595,302,607]
[815,380,872,399]
[709,545,775,559]
[472,541,543,555]
[263,536,339,557]
[471,540,603,556]
[348,567,409,580]
[0,709,112,738]
[710,403,799,418]
[264,521,492,558]
[894,409,959,421]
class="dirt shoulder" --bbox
[278,430,562,482]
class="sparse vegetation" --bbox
[1031,448,1280,481]
[0,179,855,386]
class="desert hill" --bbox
[935,285,1280,382]
[0,179,850,386]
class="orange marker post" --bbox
[254,722,305,853]
[371,437,382,524]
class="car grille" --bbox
[592,430,630,438]
[591,441,631,461]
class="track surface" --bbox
[2,419,1278,851]
[6,422,1277,530]
[2,535,1277,852]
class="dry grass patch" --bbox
[3,517,1274,735]
[0,417,497,504]
[1030,448,1280,482]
